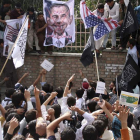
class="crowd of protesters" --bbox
[0,0,140,55]
[0,69,140,140]
[0,0,140,140]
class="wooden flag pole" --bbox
[116,75,119,99]
[0,16,29,77]
[94,50,99,81]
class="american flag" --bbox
[80,1,119,41]
[6,25,19,42]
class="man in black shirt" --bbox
[0,0,11,20]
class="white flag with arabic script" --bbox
[12,17,28,68]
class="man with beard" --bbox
[45,3,73,48]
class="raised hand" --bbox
[68,74,75,83]
[50,92,58,99]
[48,108,55,116]
[116,106,130,129]
[98,100,106,110]
[70,106,79,112]
[9,117,19,130]
[34,86,40,96]
[24,90,31,101]
[62,112,72,120]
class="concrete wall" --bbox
[0,50,127,94]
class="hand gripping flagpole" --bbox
[0,16,29,77]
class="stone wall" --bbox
[0,50,127,94]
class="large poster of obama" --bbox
[43,0,75,48]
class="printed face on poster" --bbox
[43,0,75,48]
[120,91,139,108]
[41,59,54,72]
[96,81,105,94]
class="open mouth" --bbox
[53,24,65,30]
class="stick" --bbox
[94,50,99,81]
[0,16,29,77]
[116,75,119,99]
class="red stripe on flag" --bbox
[6,36,13,42]
[105,21,113,30]
[86,7,89,17]
[82,3,85,18]
[8,30,18,34]
[7,25,18,31]
[111,20,118,28]
[7,25,19,33]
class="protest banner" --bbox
[41,59,54,72]
[120,91,139,108]
[96,81,105,94]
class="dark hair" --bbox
[128,38,136,46]
[44,93,54,105]
[12,135,25,140]
[12,91,25,107]
[3,7,11,14]
[42,83,53,93]
[55,87,64,98]
[15,3,21,8]
[67,96,76,107]
[127,113,133,128]
[28,7,34,12]
[6,112,21,122]
[99,78,105,83]
[92,120,106,137]
[87,100,97,112]
[50,3,70,16]
[82,125,97,140]
[61,126,76,140]
[111,81,115,86]
[5,88,15,98]
[19,86,26,94]
[25,109,37,123]
[97,3,104,9]
[3,0,11,5]
[3,121,20,137]
[87,88,95,100]
[89,81,97,89]
[51,104,61,119]
[97,114,108,128]
[5,103,15,110]
[76,88,84,98]
[28,120,39,140]
[0,39,4,45]
[105,0,113,2]
[5,108,17,119]
[38,11,43,16]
